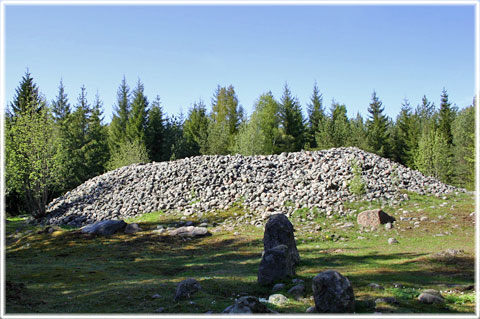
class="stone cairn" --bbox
[44,147,460,227]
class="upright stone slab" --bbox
[258,245,294,286]
[312,270,355,313]
[263,214,300,265]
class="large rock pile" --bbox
[44,147,459,227]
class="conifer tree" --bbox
[9,70,45,116]
[127,79,149,146]
[51,80,71,125]
[279,83,305,152]
[366,91,390,157]
[146,95,165,162]
[306,82,324,149]
[452,101,475,189]
[347,112,368,150]
[184,100,209,156]
[392,98,414,165]
[437,88,456,146]
[109,77,131,152]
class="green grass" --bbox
[5,192,476,314]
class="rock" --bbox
[173,278,201,302]
[435,249,464,257]
[306,306,316,313]
[154,307,165,313]
[312,270,355,313]
[288,284,305,300]
[124,223,141,234]
[292,278,304,285]
[258,245,294,286]
[388,238,399,245]
[357,209,396,228]
[167,226,211,238]
[368,283,384,290]
[263,214,300,266]
[375,297,398,305]
[385,222,393,230]
[422,289,443,298]
[418,292,444,304]
[80,220,127,235]
[151,294,161,299]
[223,296,270,313]
[272,283,286,293]
[268,293,288,305]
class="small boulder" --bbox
[418,292,444,304]
[288,284,305,300]
[81,220,127,235]
[375,297,399,305]
[357,209,395,228]
[272,283,286,293]
[168,226,211,238]
[173,278,201,302]
[124,223,141,234]
[258,245,294,286]
[312,270,355,313]
[306,306,316,313]
[368,283,384,290]
[388,238,399,245]
[222,296,269,313]
[268,293,288,305]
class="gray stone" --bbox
[268,293,288,305]
[357,209,396,228]
[272,283,286,293]
[375,297,398,305]
[388,238,399,245]
[312,270,355,313]
[223,296,269,313]
[263,214,300,266]
[306,306,316,313]
[124,223,141,234]
[385,222,393,230]
[167,226,211,238]
[288,284,305,300]
[258,245,294,286]
[173,278,201,302]
[368,283,384,290]
[81,220,126,235]
[418,292,444,304]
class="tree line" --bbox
[5,71,475,217]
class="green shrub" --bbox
[348,159,366,196]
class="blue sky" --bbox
[4,4,476,122]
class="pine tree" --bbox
[109,77,131,152]
[51,80,71,125]
[347,112,368,150]
[306,82,324,149]
[278,83,305,152]
[366,91,390,157]
[126,79,149,146]
[146,95,165,162]
[437,88,456,146]
[392,98,414,165]
[84,92,109,178]
[184,100,209,156]
[9,70,45,116]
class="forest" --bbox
[5,71,476,218]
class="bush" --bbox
[348,159,366,196]
[107,140,150,170]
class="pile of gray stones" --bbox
[44,147,460,227]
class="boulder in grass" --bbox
[167,226,210,238]
[357,209,395,228]
[418,292,444,304]
[81,220,126,235]
[312,270,355,313]
[222,296,270,313]
[174,278,201,302]
[124,223,142,234]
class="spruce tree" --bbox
[452,101,475,189]
[109,77,131,152]
[126,79,149,146]
[51,80,71,125]
[329,102,350,147]
[366,91,390,157]
[437,88,456,146]
[306,82,324,149]
[146,95,165,162]
[392,99,413,165]
[279,83,305,152]
[9,70,45,116]
[184,100,209,156]
[347,112,368,150]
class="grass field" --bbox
[5,191,476,314]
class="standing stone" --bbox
[258,245,294,286]
[357,209,395,228]
[312,270,355,313]
[263,214,300,265]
